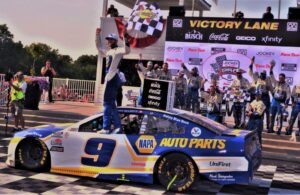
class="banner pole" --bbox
[278,0,281,19]
[192,0,195,17]
[233,0,237,17]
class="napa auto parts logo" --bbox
[135,135,157,154]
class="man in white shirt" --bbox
[96,29,130,134]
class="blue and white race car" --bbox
[6,107,261,192]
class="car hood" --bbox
[14,123,74,138]
[222,129,253,138]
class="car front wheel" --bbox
[17,138,50,171]
[157,153,197,192]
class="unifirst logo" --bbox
[135,135,157,154]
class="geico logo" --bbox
[256,52,275,56]
[159,138,226,149]
[236,36,256,41]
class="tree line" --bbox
[0,24,97,80]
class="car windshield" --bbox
[180,112,229,133]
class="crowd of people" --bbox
[135,56,300,144]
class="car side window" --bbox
[78,116,103,133]
[140,115,185,135]
[120,113,144,135]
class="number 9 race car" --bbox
[6,107,261,192]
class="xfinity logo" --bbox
[236,36,256,41]
[262,36,282,44]
[185,30,203,40]
[256,51,275,56]
[209,33,229,41]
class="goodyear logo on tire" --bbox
[135,135,157,154]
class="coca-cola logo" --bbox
[209,33,230,41]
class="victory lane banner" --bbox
[167,17,300,47]
[142,79,175,111]
[165,17,300,89]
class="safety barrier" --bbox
[52,78,96,103]
[0,74,8,106]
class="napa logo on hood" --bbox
[135,135,157,154]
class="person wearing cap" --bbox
[230,68,250,128]
[246,90,266,145]
[181,63,203,113]
[174,70,187,109]
[248,56,273,130]
[269,60,291,135]
[157,62,172,81]
[206,86,222,122]
[9,71,27,131]
[285,84,300,136]
[96,28,130,134]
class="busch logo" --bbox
[287,22,298,32]
[185,30,203,40]
[209,33,229,41]
[173,19,183,28]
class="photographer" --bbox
[9,72,27,131]
[41,60,57,103]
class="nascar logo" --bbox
[135,135,157,154]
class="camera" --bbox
[5,72,14,82]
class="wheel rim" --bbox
[165,160,190,186]
[22,141,44,167]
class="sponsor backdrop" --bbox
[165,17,300,88]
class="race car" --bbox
[6,107,261,192]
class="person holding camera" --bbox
[9,72,27,131]
[41,60,57,103]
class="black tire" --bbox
[157,153,197,192]
[17,138,50,171]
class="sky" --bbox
[0,0,297,60]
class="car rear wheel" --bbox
[157,153,197,192]
[17,138,50,171]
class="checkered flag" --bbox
[223,87,251,102]
[126,0,164,37]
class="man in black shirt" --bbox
[106,5,119,17]
[41,60,57,103]
[262,6,274,20]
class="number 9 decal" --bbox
[81,138,116,167]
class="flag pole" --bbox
[233,0,237,17]
[192,0,195,17]
[278,0,281,19]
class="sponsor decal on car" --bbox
[191,127,201,137]
[135,135,157,154]
[50,146,64,152]
[51,138,63,146]
[160,138,226,149]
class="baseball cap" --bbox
[236,68,243,73]
[105,33,118,41]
